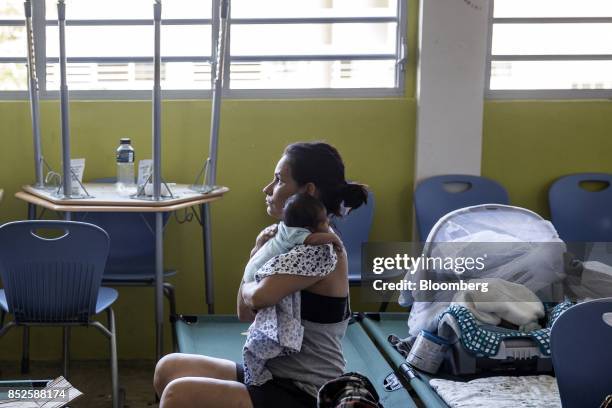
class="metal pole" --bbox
[24,0,43,188]
[152,0,162,200]
[152,0,164,360]
[27,203,36,220]
[206,0,229,186]
[199,0,230,315]
[155,212,164,360]
[201,203,214,314]
[62,326,70,379]
[57,0,71,198]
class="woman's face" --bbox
[263,155,301,219]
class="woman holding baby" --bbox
[154,142,368,408]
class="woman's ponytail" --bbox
[342,182,369,213]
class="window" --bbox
[228,0,403,93]
[44,0,212,92]
[0,0,27,91]
[0,0,407,98]
[487,0,612,98]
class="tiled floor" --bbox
[0,360,158,407]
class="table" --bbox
[15,183,228,361]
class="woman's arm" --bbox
[237,280,257,322]
[241,273,324,310]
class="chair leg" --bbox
[107,307,120,408]
[21,327,30,374]
[62,327,71,379]
[378,285,395,312]
[163,283,178,352]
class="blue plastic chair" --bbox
[332,192,392,311]
[414,175,510,240]
[74,178,178,350]
[0,220,120,408]
[551,297,612,408]
[549,173,612,242]
[332,191,375,286]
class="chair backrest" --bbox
[549,173,612,242]
[74,178,169,275]
[414,175,509,240]
[332,191,375,281]
[551,297,612,408]
[0,220,109,323]
[75,212,162,274]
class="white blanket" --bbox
[429,375,561,408]
[452,278,545,330]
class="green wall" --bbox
[482,101,612,218]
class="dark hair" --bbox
[283,142,368,217]
[283,193,327,230]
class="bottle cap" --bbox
[120,138,131,144]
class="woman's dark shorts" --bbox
[236,363,317,408]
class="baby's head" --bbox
[283,193,329,233]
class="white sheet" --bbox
[429,375,561,408]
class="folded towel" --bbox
[430,375,561,408]
[452,278,544,330]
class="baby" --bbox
[243,192,342,283]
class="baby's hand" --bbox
[255,224,278,248]
[304,233,344,253]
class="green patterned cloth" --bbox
[438,301,574,357]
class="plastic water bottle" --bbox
[116,138,135,193]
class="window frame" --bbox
[0,0,408,100]
[486,1,612,100]
[0,13,30,95]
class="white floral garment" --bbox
[243,244,338,386]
